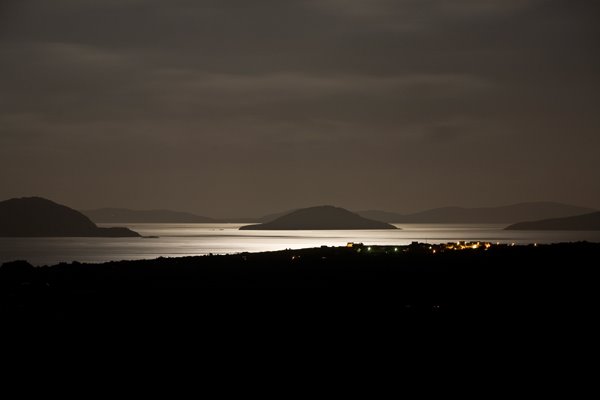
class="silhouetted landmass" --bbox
[356,210,408,223]
[506,211,600,231]
[83,208,216,223]
[222,209,299,223]
[0,242,598,322]
[84,208,295,224]
[240,206,398,230]
[357,202,594,223]
[0,197,140,237]
[257,209,297,223]
[80,202,594,225]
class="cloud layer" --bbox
[1,0,599,215]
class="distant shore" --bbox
[1,242,598,321]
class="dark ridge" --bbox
[240,205,397,230]
[506,211,600,231]
[355,210,407,223]
[0,197,140,237]
[356,202,595,223]
[83,208,215,223]
[223,209,297,223]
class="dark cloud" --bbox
[1,0,599,216]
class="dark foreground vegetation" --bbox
[1,242,598,323]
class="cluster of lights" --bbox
[444,241,492,251]
[344,241,518,255]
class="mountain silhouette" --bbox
[357,202,594,223]
[240,206,398,230]
[505,211,600,231]
[83,208,215,223]
[0,197,140,237]
[223,209,300,223]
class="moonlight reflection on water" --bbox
[1,223,600,265]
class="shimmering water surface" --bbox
[1,223,599,265]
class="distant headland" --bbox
[0,197,140,237]
[506,211,600,231]
[357,202,595,224]
[83,208,215,223]
[240,205,398,230]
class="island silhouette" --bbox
[239,205,398,230]
[0,197,140,237]
[506,211,600,231]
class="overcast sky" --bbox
[1,0,599,217]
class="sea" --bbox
[1,223,600,266]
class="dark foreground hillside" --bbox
[1,242,598,323]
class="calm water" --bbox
[1,223,600,266]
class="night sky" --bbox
[1,0,599,217]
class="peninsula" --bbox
[506,211,600,231]
[0,197,140,237]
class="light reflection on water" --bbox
[1,223,599,266]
